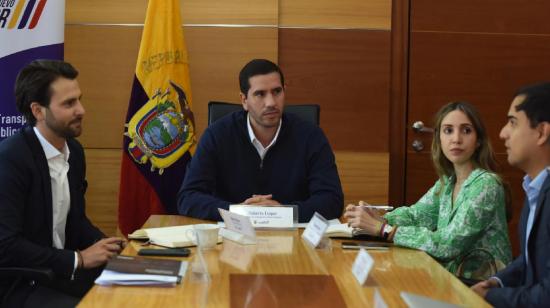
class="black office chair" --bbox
[0,267,54,305]
[208,101,320,126]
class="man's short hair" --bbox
[14,59,79,126]
[239,59,285,97]
[515,82,550,128]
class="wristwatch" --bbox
[381,224,394,240]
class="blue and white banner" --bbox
[0,0,65,140]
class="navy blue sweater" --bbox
[177,110,343,222]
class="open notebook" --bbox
[325,223,372,238]
[128,225,222,248]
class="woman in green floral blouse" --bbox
[344,102,512,280]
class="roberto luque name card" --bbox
[219,208,256,245]
[352,248,374,285]
[302,212,329,248]
[229,204,294,228]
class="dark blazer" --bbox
[0,127,103,305]
[486,175,550,307]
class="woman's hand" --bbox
[358,201,387,223]
[343,202,384,236]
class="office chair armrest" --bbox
[0,267,55,282]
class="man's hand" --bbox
[471,278,500,298]
[242,194,281,206]
[80,237,125,269]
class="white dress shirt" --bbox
[247,114,282,160]
[33,127,79,273]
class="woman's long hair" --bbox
[431,102,512,219]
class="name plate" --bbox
[219,208,256,244]
[302,212,329,248]
[229,205,294,228]
[352,248,374,285]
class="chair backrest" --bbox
[208,101,320,126]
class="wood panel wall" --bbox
[277,0,392,222]
[65,0,392,235]
[279,29,390,152]
[404,0,550,255]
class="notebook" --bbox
[325,223,383,241]
[95,255,188,286]
[128,225,222,248]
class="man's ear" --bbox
[30,102,45,122]
[240,92,248,111]
[537,122,550,146]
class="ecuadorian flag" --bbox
[119,0,195,235]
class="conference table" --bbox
[78,215,489,307]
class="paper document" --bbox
[95,255,188,286]
[95,270,183,286]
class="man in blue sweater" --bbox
[177,59,343,222]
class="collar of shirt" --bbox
[445,168,486,190]
[246,113,282,158]
[522,167,550,205]
[33,126,70,162]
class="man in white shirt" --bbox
[472,82,550,307]
[0,60,123,307]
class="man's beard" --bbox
[45,110,83,139]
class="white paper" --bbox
[229,205,294,228]
[352,248,374,285]
[94,262,188,286]
[302,212,329,248]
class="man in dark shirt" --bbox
[177,59,343,222]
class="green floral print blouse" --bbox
[384,169,512,279]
